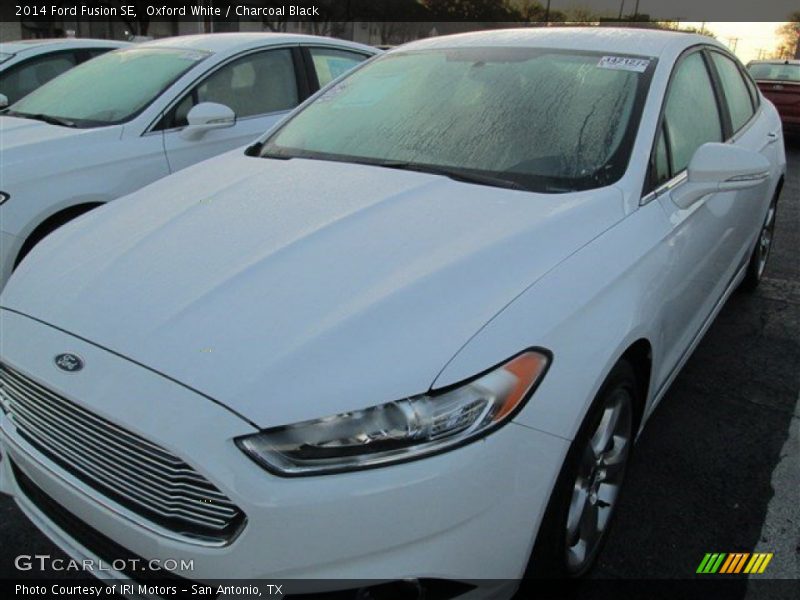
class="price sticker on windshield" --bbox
[598,56,651,73]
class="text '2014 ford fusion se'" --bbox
[0,28,787,597]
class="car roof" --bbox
[136,32,376,56]
[0,38,129,55]
[397,27,727,58]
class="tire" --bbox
[740,191,778,292]
[525,360,639,579]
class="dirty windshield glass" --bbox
[8,47,208,126]
[262,47,654,192]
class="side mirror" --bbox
[180,102,235,140]
[0,94,8,109]
[672,142,770,209]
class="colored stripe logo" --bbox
[697,552,773,574]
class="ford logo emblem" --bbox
[54,353,84,373]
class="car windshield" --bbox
[6,47,208,127]
[262,47,654,193]
[748,62,800,82]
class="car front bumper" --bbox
[0,309,569,590]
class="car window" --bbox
[662,52,723,175]
[83,48,115,61]
[0,52,77,105]
[9,47,208,127]
[168,93,195,129]
[309,47,369,88]
[264,48,653,193]
[711,52,755,132]
[741,69,760,108]
[748,62,800,82]
[652,125,671,188]
[162,48,299,129]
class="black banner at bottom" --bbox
[2,578,799,600]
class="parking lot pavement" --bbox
[0,141,798,588]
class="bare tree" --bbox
[561,7,597,23]
[776,14,800,59]
[510,1,546,21]
[305,1,354,38]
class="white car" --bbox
[0,33,376,288]
[0,38,130,108]
[0,28,786,595]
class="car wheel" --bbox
[740,192,778,291]
[526,360,637,578]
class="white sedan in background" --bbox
[0,33,376,288]
[0,28,786,596]
[0,37,130,108]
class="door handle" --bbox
[766,132,779,144]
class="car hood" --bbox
[2,154,624,428]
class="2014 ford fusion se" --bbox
[0,28,786,596]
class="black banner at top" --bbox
[1,0,799,24]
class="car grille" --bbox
[0,363,244,543]
[11,461,219,595]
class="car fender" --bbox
[0,142,169,240]
[432,195,672,442]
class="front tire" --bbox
[526,360,638,578]
[740,192,778,292]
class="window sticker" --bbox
[598,56,651,73]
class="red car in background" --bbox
[748,59,800,134]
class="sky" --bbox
[687,22,786,63]
[547,2,792,63]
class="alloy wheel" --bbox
[565,387,633,574]
[756,199,777,280]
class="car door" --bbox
[159,47,304,173]
[647,49,744,386]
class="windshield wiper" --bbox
[257,150,530,191]
[3,110,76,127]
[259,149,293,160]
[376,161,529,192]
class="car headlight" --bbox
[0,192,9,205]
[237,349,550,476]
